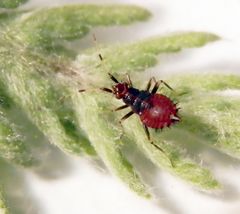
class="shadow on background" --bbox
[0,158,42,214]
[31,144,73,180]
[122,140,184,214]
[120,108,240,214]
[155,113,240,201]
[0,144,76,214]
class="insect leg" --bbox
[79,87,113,93]
[114,104,129,111]
[151,81,160,94]
[151,80,173,94]
[160,80,174,91]
[108,73,119,83]
[145,77,154,91]
[126,74,133,87]
[151,141,175,167]
[143,124,151,140]
[143,124,174,167]
[100,87,113,93]
[78,89,86,93]
[120,111,134,123]
[116,111,133,140]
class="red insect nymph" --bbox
[80,72,180,165]
[100,73,180,143]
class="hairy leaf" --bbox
[17,5,151,51]
[73,32,222,190]
[0,0,28,8]
[0,189,8,214]
[78,32,219,76]
[0,2,231,198]
[0,4,151,160]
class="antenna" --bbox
[92,33,120,84]
[78,34,114,94]
[92,33,104,63]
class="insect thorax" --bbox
[123,88,151,114]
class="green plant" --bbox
[0,0,27,8]
[0,1,240,212]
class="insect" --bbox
[80,35,180,166]
[80,71,180,166]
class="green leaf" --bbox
[0,111,36,166]
[199,97,240,155]
[73,32,222,190]
[0,52,96,156]
[73,90,220,190]
[171,73,240,98]
[0,4,151,163]
[123,116,220,189]
[17,5,151,51]
[161,73,240,157]
[0,1,227,197]
[0,84,44,167]
[182,92,240,156]
[0,189,9,214]
[0,11,25,26]
[0,0,28,9]
[72,93,150,197]
[78,32,219,75]
[0,159,40,213]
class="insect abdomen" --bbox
[140,94,178,129]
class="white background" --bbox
[18,0,240,213]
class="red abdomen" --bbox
[140,94,178,129]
